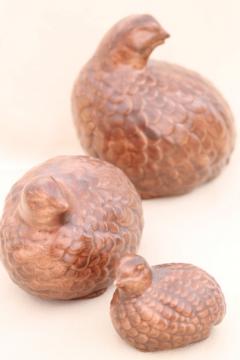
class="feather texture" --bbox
[72,16,235,198]
[111,262,225,351]
[0,156,143,299]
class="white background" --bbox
[0,0,239,359]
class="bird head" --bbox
[18,176,69,231]
[115,254,152,297]
[96,14,169,69]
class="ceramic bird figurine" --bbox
[72,14,235,199]
[110,254,225,351]
[0,156,143,300]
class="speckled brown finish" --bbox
[110,255,225,351]
[0,156,143,300]
[72,14,235,199]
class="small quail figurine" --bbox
[110,255,225,351]
[0,156,143,300]
[72,14,235,199]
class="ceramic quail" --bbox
[72,14,235,199]
[0,156,143,300]
[110,254,225,351]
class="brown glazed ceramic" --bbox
[0,156,143,300]
[110,254,225,351]
[72,14,235,199]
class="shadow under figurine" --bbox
[72,14,235,199]
[0,156,143,300]
[110,254,225,351]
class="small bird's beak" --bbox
[114,280,119,287]
[158,27,170,42]
[150,27,170,49]
[114,279,123,288]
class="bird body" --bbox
[111,255,225,351]
[72,15,235,198]
[0,156,143,300]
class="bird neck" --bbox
[97,49,149,71]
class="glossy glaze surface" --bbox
[0,156,143,300]
[111,255,225,351]
[72,14,235,198]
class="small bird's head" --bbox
[115,254,152,297]
[96,14,170,69]
[19,176,69,231]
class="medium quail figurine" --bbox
[72,14,235,199]
[0,156,143,300]
[110,254,225,351]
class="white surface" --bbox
[0,0,239,359]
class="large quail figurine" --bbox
[110,255,225,351]
[72,14,235,199]
[0,156,143,300]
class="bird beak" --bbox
[114,279,123,288]
[161,29,170,40]
[149,27,170,49]
[157,27,170,43]
[114,280,119,287]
